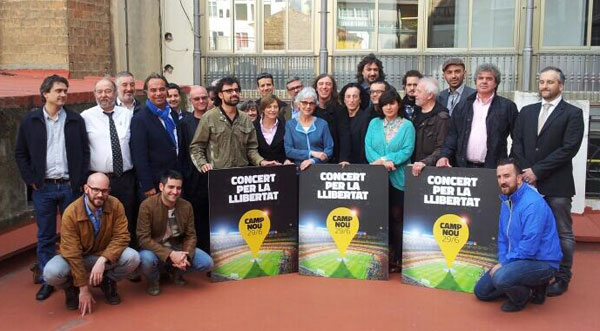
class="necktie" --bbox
[104,112,123,176]
[538,103,551,134]
[449,93,458,111]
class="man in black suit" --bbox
[130,73,180,200]
[437,63,518,169]
[511,66,584,297]
[436,57,476,116]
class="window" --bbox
[428,0,516,49]
[336,0,419,51]
[264,0,313,51]
[209,1,218,17]
[542,0,598,47]
[208,0,256,52]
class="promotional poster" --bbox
[209,165,298,282]
[402,167,500,293]
[298,164,389,280]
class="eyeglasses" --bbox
[222,88,240,94]
[88,186,110,195]
[287,85,303,92]
[299,101,316,107]
[191,96,209,101]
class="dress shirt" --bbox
[447,83,466,111]
[260,118,279,145]
[116,98,137,113]
[466,93,494,163]
[538,95,563,128]
[44,107,69,179]
[81,105,133,173]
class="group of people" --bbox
[14,53,583,314]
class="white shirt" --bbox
[539,95,562,122]
[81,105,133,173]
[116,98,136,113]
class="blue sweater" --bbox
[365,118,415,190]
[284,117,334,164]
[498,183,563,269]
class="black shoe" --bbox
[127,272,142,283]
[501,300,526,312]
[547,280,569,297]
[64,285,80,310]
[100,277,121,305]
[530,284,548,304]
[36,284,55,301]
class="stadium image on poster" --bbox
[209,165,298,282]
[402,167,500,293]
[298,164,389,280]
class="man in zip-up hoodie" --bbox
[474,158,562,312]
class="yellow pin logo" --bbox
[326,207,359,259]
[433,214,469,269]
[239,209,271,260]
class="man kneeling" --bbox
[474,159,562,312]
[43,173,140,316]
[137,170,213,295]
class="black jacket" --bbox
[347,107,373,164]
[412,102,450,166]
[177,114,207,197]
[511,99,584,197]
[14,107,90,191]
[315,102,351,163]
[130,104,180,192]
[253,117,287,163]
[441,93,518,168]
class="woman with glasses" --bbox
[312,73,350,164]
[365,89,415,272]
[284,87,333,171]
[340,82,371,164]
[254,94,291,164]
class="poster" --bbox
[298,164,389,280]
[209,165,298,282]
[402,166,500,293]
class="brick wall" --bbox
[0,0,113,78]
[0,0,69,70]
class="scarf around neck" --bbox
[146,99,177,147]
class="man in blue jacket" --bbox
[474,158,562,312]
[14,75,90,300]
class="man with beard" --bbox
[43,173,140,316]
[401,70,423,119]
[511,66,584,297]
[474,159,562,312]
[130,73,181,197]
[81,78,137,250]
[410,77,449,176]
[189,76,278,172]
[437,57,476,116]
[178,85,211,252]
[356,53,386,96]
[115,71,142,114]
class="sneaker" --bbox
[100,277,121,305]
[147,280,161,296]
[172,274,187,286]
[501,300,526,312]
[64,285,80,310]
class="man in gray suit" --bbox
[437,57,476,116]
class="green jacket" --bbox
[189,107,264,169]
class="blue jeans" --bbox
[139,248,213,282]
[474,260,556,306]
[32,183,78,282]
[545,197,574,282]
[43,248,140,288]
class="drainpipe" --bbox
[521,0,534,91]
[124,0,130,71]
[319,0,328,74]
[193,0,201,85]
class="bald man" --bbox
[43,173,140,316]
[177,85,211,252]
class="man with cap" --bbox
[437,57,476,116]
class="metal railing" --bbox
[538,53,600,102]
